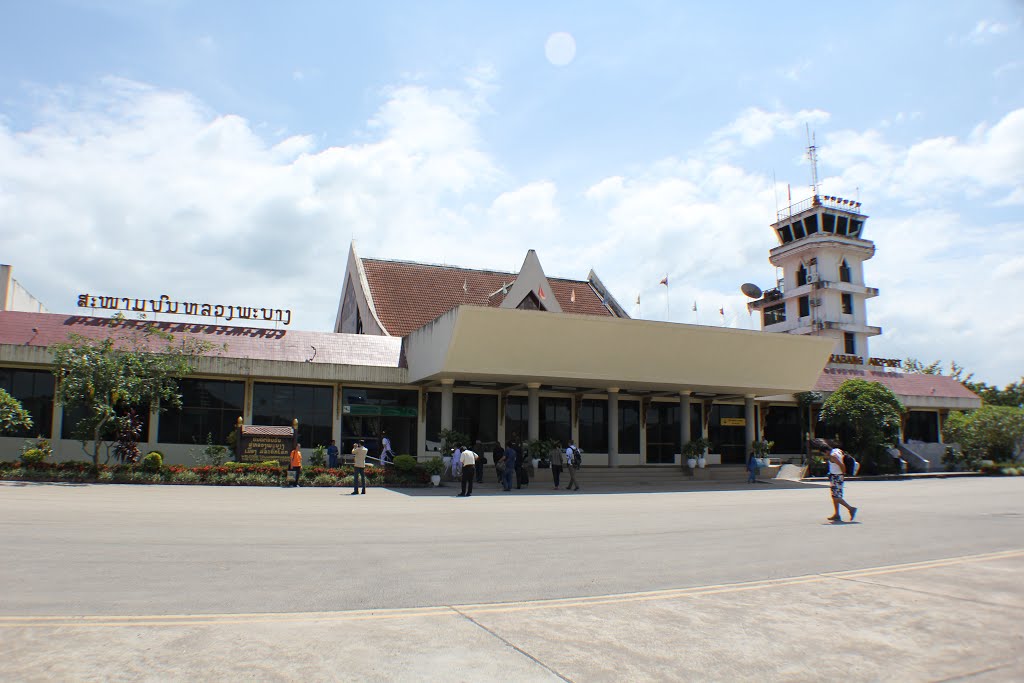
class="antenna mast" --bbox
[806,123,820,200]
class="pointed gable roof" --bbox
[499,250,562,313]
[359,253,619,337]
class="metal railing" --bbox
[777,194,863,221]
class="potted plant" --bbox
[751,439,775,468]
[424,456,444,487]
[682,437,711,469]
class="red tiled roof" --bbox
[0,312,403,367]
[361,258,614,337]
[814,367,980,400]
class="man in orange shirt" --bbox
[288,443,303,487]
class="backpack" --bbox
[571,447,582,470]
[843,452,860,477]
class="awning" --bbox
[404,306,834,397]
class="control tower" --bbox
[747,138,881,366]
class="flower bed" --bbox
[0,460,430,487]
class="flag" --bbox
[635,294,640,305]
[692,301,697,312]
[538,285,546,300]
[570,289,576,303]
[462,279,468,294]
[719,307,724,316]
[659,276,668,286]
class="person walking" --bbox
[380,431,395,466]
[564,440,581,491]
[351,440,368,494]
[550,441,565,490]
[819,441,857,522]
[746,452,759,484]
[474,439,486,484]
[458,444,477,497]
[515,441,529,489]
[501,442,517,492]
[288,443,303,487]
[327,439,339,469]
[452,445,463,480]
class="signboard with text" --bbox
[236,425,295,464]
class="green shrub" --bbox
[20,448,47,465]
[393,454,417,472]
[425,456,444,476]
[171,470,200,484]
[98,471,114,482]
[312,473,337,487]
[141,451,164,472]
[310,445,327,468]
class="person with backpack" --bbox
[564,440,582,491]
[819,441,858,522]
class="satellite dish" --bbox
[740,283,763,299]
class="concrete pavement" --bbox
[1,477,1022,681]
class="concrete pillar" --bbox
[680,391,691,447]
[527,383,540,441]
[243,378,254,424]
[440,380,454,431]
[607,388,619,468]
[147,405,159,446]
[745,395,756,458]
[51,399,63,443]
[331,385,343,449]
[415,387,426,459]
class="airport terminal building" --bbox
[0,195,979,469]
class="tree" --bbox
[820,379,903,466]
[943,406,1024,465]
[50,317,212,469]
[0,388,33,435]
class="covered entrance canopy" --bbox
[405,306,834,396]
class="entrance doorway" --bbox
[645,402,680,464]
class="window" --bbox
[64,403,150,442]
[539,397,571,447]
[839,260,851,283]
[341,387,417,458]
[799,296,810,318]
[844,333,856,354]
[579,398,607,453]
[0,368,54,438]
[906,411,939,443]
[618,401,640,454]
[158,378,244,445]
[763,303,786,326]
[453,393,497,447]
[255,382,333,449]
[797,265,808,287]
[841,293,853,315]
[505,396,528,444]
[425,391,440,447]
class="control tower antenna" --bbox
[806,123,820,200]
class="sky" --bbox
[1,1,1022,386]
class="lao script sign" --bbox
[77,294,292,325]
[237,425,295,464]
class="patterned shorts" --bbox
[829,473,844,499]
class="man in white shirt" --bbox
[457,444,478,497]
[820,442,857,522]
[351,440,368,495]
[380,431,395,465]
[564,440,581,491]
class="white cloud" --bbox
[824,109,1024,206]
[709,107,830,155]
[0,77,499,329]
[963,19,1016,44]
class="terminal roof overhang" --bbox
[403,306,835,397]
